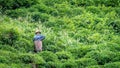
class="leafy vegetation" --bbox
[0,0,120,68]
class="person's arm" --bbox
[40,35,45,40]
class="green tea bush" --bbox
[39,0,64,6]
[14,38,33,52]
[104,62,120,68]
[112,52,120,62]
[39,51,58,62]
[55,51,73,62]
[0,44,18,53]
[0,63,8,68]
[0,50,19,63]
[31,4,54,14]
[18,53,45,64]
[86,6,100,14]
[0,63,31,68]
[43,18,66,29]
[87,33,102,44]
[67,46,93,59]
[43,39,55,51]
[5,8,28,18]
[0,0,38,10]
[31,12,50,22]
[44,61,59,68]
[32,4,47,13]
[0,26,20,45]
[44,45,62,53]
[71,7,84,16]
[70,29,93,44]
[18,53,33,63]
[111,36,120,46]
[68,0,93,6]
[75,58,98,68]
[86,65,103,68]
[108,20,120,33]
[0,56,9,63]
[115,7,120,17]
[61,59,77,68]
[85,50,117,65]
[105,42,120,52]
[27,7,38,12]
[53,3,72,17]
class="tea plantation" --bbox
[0,0,120,68]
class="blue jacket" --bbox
[33,34,45,41]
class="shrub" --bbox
[17,53,33,63]
[0,0,38,10]
[112,52,120,62]
[67,46,93,59]
[44,45,62,53]
[43,18,66,29]
[0,56,9,63]
[14,38,33,53]
[86,65,103,68]
[106,42,120,52]
[71,7,84,16]
[0,63,31,68]
[18,53,45,64]
[44,61,59,68]
[108,20,120,33]
[86,6,100,14]
[0,25,20,45]
[55,51,73,62]
[61,59,77,68]
[0,50,19,63]
[39,51,58,62]
[31,12,50,22]
[84,50,117,65]
[104,62,120,68]
[0,44,18,53]
[5,8,28,18]
[75,58,98,68]
[31,4,54,14]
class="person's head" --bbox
[35,30,41,34]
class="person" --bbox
[33,29,45,53]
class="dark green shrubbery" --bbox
[31,12,50,22]
[0,44,18,53]
[0,0,38,10]
[0,63,31,68]
[0,50,19,63]
[67,46,93,59]
[14,38,33,53]
[0,26,20,45]
[0,56,9,63]
[18,53,45,64]
[86,65,103,68]
[69,0,120,7]
[5,8,28,18]
[44,61,59,68]
[75,58,98,68]
[86,6,100,14]
[61,59,77,68]
[108,20,120,34]
[56,51,73,62]
[39,51,58,62]
[104,62,120,68]
[43,45,63,53]
[84,50,117,65]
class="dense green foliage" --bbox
[0,0,120,68]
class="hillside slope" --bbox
[0,0,120,68]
